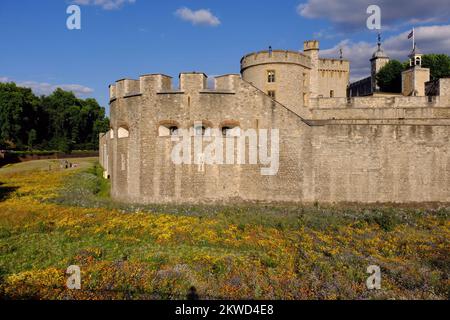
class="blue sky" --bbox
[0,0,449,113]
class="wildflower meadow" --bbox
[0,159,448,299]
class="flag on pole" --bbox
[407,29,414,39]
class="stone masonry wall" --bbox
[102,73,450,204]
[305,124,450,203]
[318,59,350,98]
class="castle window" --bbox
[159,126,170,137]
[330,90,334,98]
[268,90,276,99]
[222,126,240,137]
[222,126,232,137]
[267,70,276,83]
[159,126,179,137]
[303,73,307,87]
[118,127,130,139]
[110,129,114,139]
[190,121,213,137]
[195,125,206,136]
[220,121,241,137]
[158,121,180,137]
[169,126,179,136]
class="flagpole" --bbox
[412,27,415,51]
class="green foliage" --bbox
[376,60,404,93]
[1,161,449,300]
[88,162,111,198]
[376,54,450,92]
[53,161,111,208]
[422,54,450,80]
[0,83,39,149]
[0,83,109,152]
[362,209,401,232]
[27,129,37,150]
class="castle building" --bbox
[100,39,450,205]
[348,34,436,99]
[240,40,349,115]
[401,47,430,96]
[348,34,390,97]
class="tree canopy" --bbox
[0,82,109,152]
[376,54,450,93]
[422,54,450,81]
[376,60,404,93]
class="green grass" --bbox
[7,150,98,155]
[52,170,448,233]
[0,160,448,300]
[0,157,97,175]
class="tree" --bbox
[376,54,450,93]
[0,82,109,152]
[41,88,81,146]
[0,82,39,149]
[422,54,450,80]
[376,60,405,93]
[27,129,37,150]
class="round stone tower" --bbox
[240,48,312,114]
[370,34,390,93]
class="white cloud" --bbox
[175,7,221,27]
[321,40,375,81]
[297,0,450,31]
[320,25,450,82]
[384,25,450,58]
[0,77,94,97]
[72,0,136,10]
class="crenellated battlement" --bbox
[139,74,173,93]
[240,50,311,71]
[319,58,350,72]
[179,72,208,91]
[304,40,319,51]
[214,74,240,91]
[109,73,240,101]
[309,95,450,109]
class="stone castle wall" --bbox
[402,67,430,96]
[318,59,350,98]
[305,123,450,203]
[426,78,450,102]
[100,73,450,204]
[308,96,450,120]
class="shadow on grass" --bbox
[0,154,20,169]
[0,182,18,202]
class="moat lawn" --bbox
[0,159,448,299]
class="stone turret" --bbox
[303,40,319,98]
[240,48,312,114]
[370,34,390,92]
[402,47,430,96]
